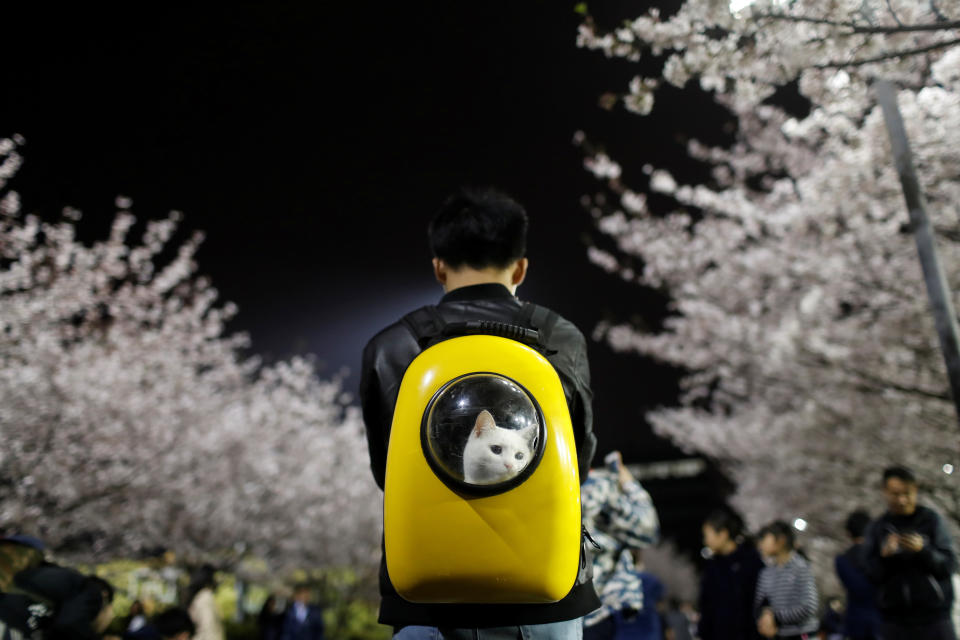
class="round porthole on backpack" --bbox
[421,372,546,495]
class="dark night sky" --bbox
[4,4,733,552]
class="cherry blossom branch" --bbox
[826,358,952,401]
[814,36,960,68]
[934,226,960,243]
[57,483,132,515]
[886,0,906,27]
[930,0,951,22]
[753,12,960,33]
[750,12,862,28]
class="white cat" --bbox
[462,410,537,485]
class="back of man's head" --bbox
[844,509,871,539]
[429,187,528,270]
[154,607,196,640]
[882,465,916,486]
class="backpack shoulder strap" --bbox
[401,305,446,350]
[520,302,560,350]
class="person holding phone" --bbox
[863,466,957,639]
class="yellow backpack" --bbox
[384,305,582,604]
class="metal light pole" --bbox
[874,79,960,426]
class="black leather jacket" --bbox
[360,283,599,627]
[863,505,957,625]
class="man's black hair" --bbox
[153,607,196,638]
[844,509,872,539]
[428,187,528,270]
[758,520,795,550]
[703,506,746,540]
[882,465,916,486]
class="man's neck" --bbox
[444,272,515,294]
[434,258,526,295]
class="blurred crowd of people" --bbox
[0,540,325,640]
[586,460,957,640]
[0,539,196,640]
[1,460,955,640]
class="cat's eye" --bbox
[491,445,503,454]
[515,452,524,460]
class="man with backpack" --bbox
[360,187,599,639]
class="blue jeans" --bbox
[393,619,584,640]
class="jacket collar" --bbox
[440,283,515,303]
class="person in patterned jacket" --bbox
[581,452,660,640]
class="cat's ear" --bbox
[473,410,496,437]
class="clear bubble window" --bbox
[422,373,546,493]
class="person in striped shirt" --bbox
[754,521,819,640]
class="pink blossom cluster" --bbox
[0,138,381,572]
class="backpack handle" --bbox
[441,321,541,346]
[402,303,558,351]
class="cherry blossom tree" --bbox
[644,540,699,603]
[575,0,960,565]
[0,136,381,570]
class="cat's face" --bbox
[462,410,537,485]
